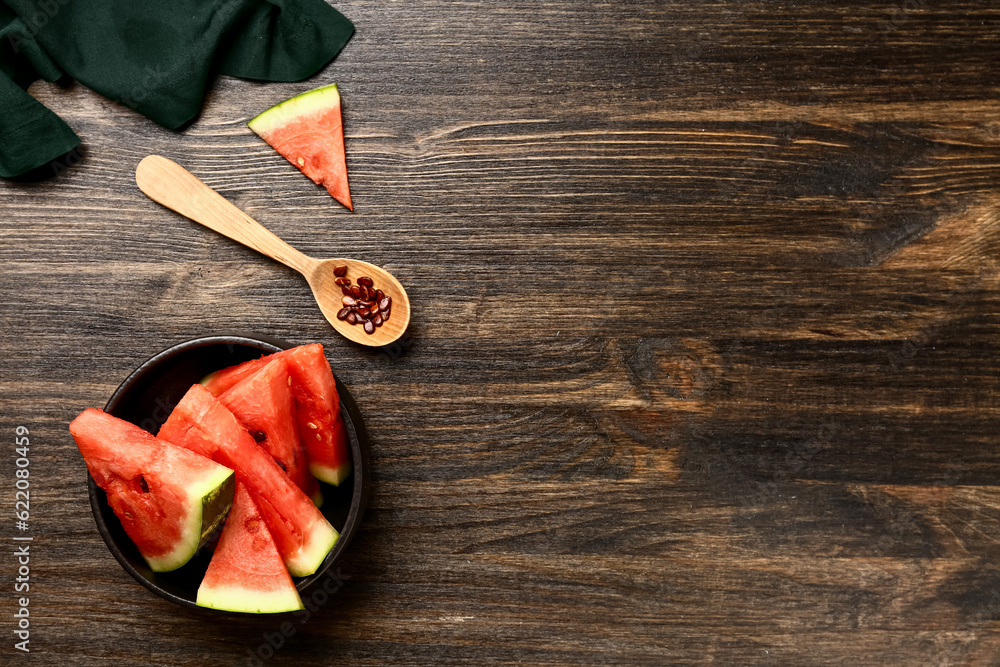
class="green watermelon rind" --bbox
[196,584,304,614]
[144,467,235,572]
[309,460,352,486]
[247,84,340,137]
[286,517,339,578]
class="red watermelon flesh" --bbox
[196,480,304,613]
[248,83,352,211]
[218,357,322,505]
[200,355,270,396]
[159,384,338,577]
[69,408,235,572]
[202,344,352,486]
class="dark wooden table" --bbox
[3,1,1000,664]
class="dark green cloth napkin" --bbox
[0,0,353,177]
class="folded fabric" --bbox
[0,0,353,178]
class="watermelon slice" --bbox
[280,344,352,485]
[217,357,322,505]
[249,83,352,211]
[69,408,235,572]
[159,384,338,577]
[196,480,304,613]
[202,344,352,485]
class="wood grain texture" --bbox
[2,0,1000,664]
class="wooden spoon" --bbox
[135,155,410,347]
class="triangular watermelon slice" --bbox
[202,344,352,485]
[159,384,338,577]
[217,357,322,505]
[280,344,352,485]
[248,83,352,211]
[196,480,304,613]
[69,408,235,572]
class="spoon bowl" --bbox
[135,155,410,347]
[305,258,409,346]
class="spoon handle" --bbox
[135,155,316,275]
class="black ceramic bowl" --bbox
[88,334,370,611]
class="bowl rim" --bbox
[87,333,371,613]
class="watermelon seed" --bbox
[139,475,149,493]
[251,430,267,443]
[337,274,391,331]
[307,422,318,429]
[333,265,348,277]
[297,157,305,167]
[315,433,322,441]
